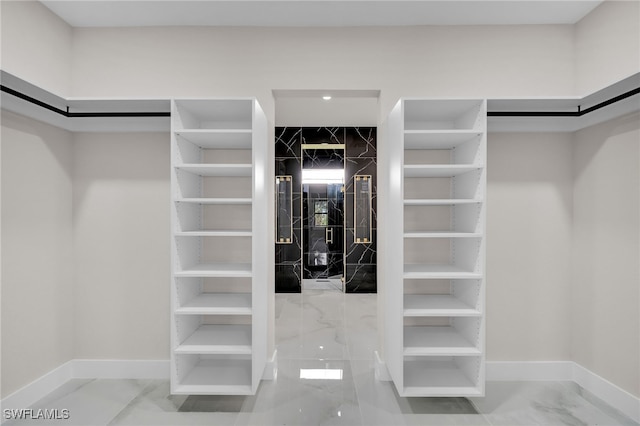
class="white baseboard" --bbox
[485,361,639,422]
[572,362,640,423]
[0,360,73,416]
[262,349,278,380]
[0,359,169,424]
[373,351,392,381]
[486,361,574,381]
[72,359,169,379]
[2,359,638,424]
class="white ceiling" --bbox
[40,1,603,28]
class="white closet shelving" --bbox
[383,99,486,397]
[170,99,268,395]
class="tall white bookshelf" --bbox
[383,99,486,397]
[170,99,268,395]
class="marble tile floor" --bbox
[4,291,637,426]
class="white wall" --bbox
[486,133,574,361]
[572,112,640,397]
[65,19,577,374]
[69,24,576,121]
[575,0,640,95]
[0,1,72,96]
[73,133,170,360]
[1,111,74,398]
[1,0,640,400]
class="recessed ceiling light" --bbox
[322,95,332,100]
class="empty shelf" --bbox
[175,130,252,149]
[174,230,252,237]
[403,359,482,397]
[404,130,482,149]
[173,358,252,395]
[175,164,252,177]
[404,264,482,279]
[404,199,481,206]
[175,263,252,278]
[404,165,481,178]
[404,295,481,317]
[175,293,252,315]
[175,198,252,205]
[404,326,480,356]
[404,232,482,239]
[175,325,252,354]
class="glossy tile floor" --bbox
[6,290,637,426]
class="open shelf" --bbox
[175,324,252,354]
[403,232,482,239]
[404,264,481,279]
[404,204,483,234]
[173,357,252,395]
[175,230,252,237]
[404,294,481,317]
[404,199,481,206]
[175,293,252,315]
[404,165,481,178]
[404,131,482,149]
[403,358,482,397]
[403,99,484,131]
[174,203,252,234]
[174,130,253,149]
[176,198,253,205]
[404,326,481,356]
[173,99,253,130]
[175,263,252,278]
[175,164,252,177]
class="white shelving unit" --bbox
[170,99,268,395]
[383,99,486,397]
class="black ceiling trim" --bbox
[488,87,640,117]
[2,82,638,119]
[0,84,170,118]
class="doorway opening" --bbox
[273,89,379,294]
[302,144,345,291]
[274,127,377,294]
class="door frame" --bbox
[301,143,346,291]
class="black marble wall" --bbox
[274,127,377,293]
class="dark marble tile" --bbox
[275,158,302,190]
[302,148,345,169]
[275,262,302,293]
[327,253,345,277]
[275,228,302,263]
[291,193,303,228]
[303,263,325,279]
[345,127,377,158]
[346,228,377,265]
[302,127,344,145]
[344,157,377,193]
[328,198,345,226]
[275,127,302,158]
[345,264,377,293]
